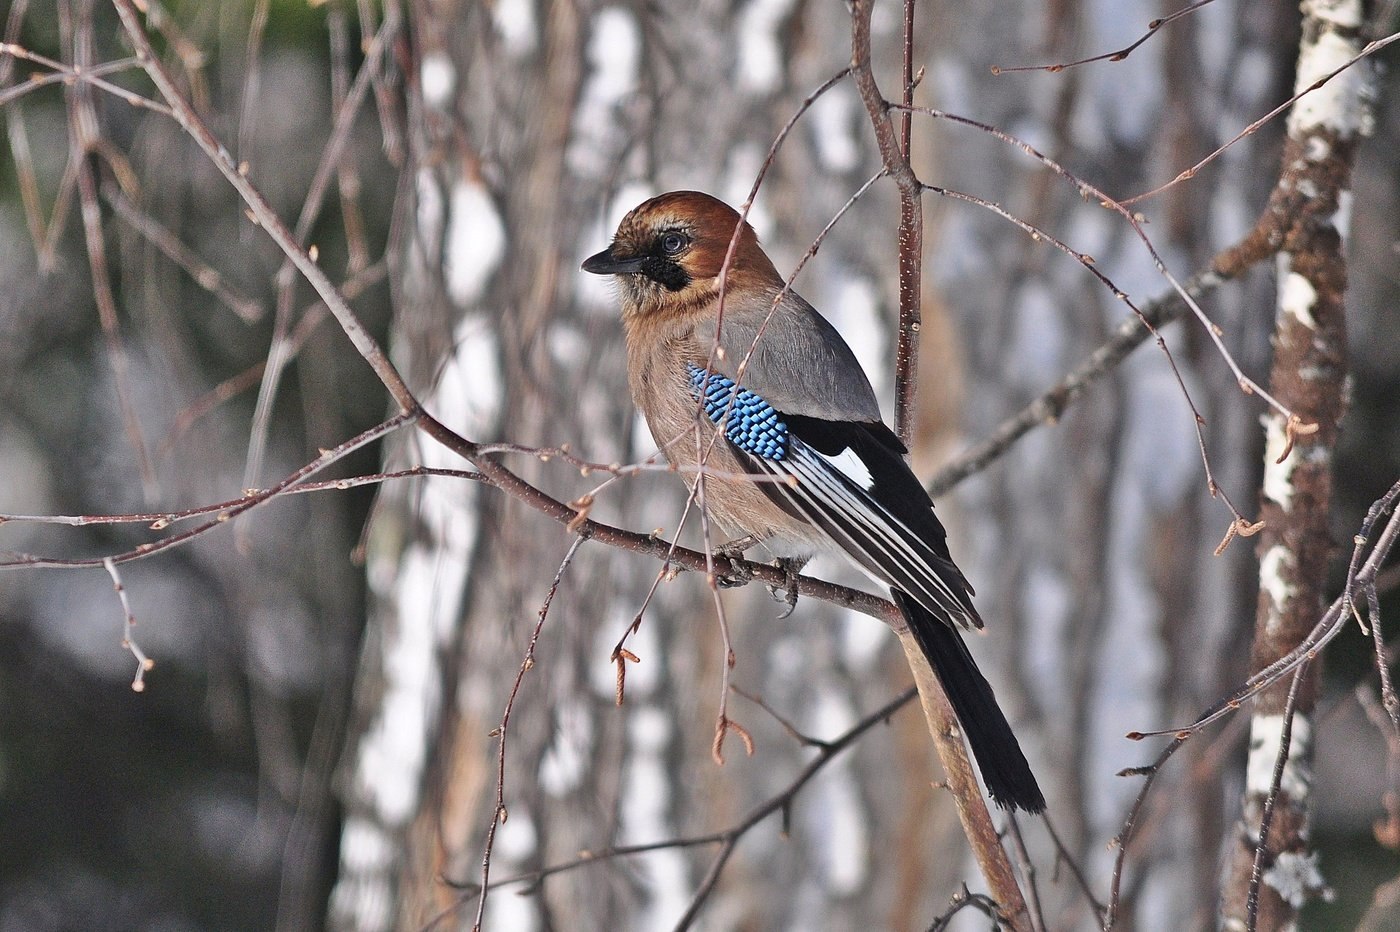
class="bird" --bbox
[582,190,1045,813]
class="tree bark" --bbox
[1220,2,1374,928]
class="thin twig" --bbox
[1122,31,1400,206]
[103,180,264,323]
[1005,813,1047,932]
[850,0,922,442]
[0,41,174,116]
[0,55,143,108]
[1245,663,1310,931]
[441,687,917,905]
[916,181,1256,530]
[112,0,417,414]
[992,1,1218,74]
[472,535,588,932]
[0,413,417,570]
[1107,480,1400,927]
[103,556,155,691]
[241,10,398,491]
[690,422,750,767]
[0,465,485,531]
[850,14,1037,922]
[67,10,159,502]
[157,260,388,455]
[892,102,1300,430]
[1042,813,1108,925]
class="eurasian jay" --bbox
[583,190,1045,813]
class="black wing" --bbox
[743,413,983,630]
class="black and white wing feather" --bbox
[688,365,981,630]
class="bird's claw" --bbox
[767,557,805,618]
[712,535,763,588]
[714,557,754,589]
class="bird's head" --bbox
[582,191,780,318]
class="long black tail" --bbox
[892,590,1045,813]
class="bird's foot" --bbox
[712,535,761,589]
[768,556,808,618]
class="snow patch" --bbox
[491,0,538,56]
[1261,414,1296,512]
[803,689,868,894]
[1288,27,1366,137]
[839,607,887,670]
[328,871,393,931]
[415,168,444,253]
[1077,2,1164,146]
[722,146,774,239]
[592,607,661,699]
[1264,850,1331,907]
[1021,565,1072,711]
[483,886,538,932]
[1009,284,1065,389]
[1246,713,1314,799]
[586,8,639,101]
[812,687,857,736]
[1195,0,1236,82]
[445,181,506,307]
[430,316,502,464]
[736,0,796,93]
[547,322,588,368]
[812,759,868,894]
[620,707,690,927]
[339,816,395,872]
[539,703,596,796]
[1088,498,1167,828]
[495,809,538,861]
[357,549,445,825]
[578,181,656,311]
[824,276,885,397]
[810,86,861,173]
[1259,544,1296,623]
[609,181,655,232]
[1126,366,1200,508]
[345,308,498,847]
[1210,186,1255,250]
[1280,272,1319,330]
[1335,189,1354,246]
[568,8,640,177]
[1304,0,1362,28]
[419,53,455,110]
[1231,50,1275,114]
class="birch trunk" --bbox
[1220,2,1374,928]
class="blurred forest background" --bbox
[1,1,1398,930]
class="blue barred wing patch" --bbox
[686,364,789,460]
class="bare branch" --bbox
[103,556,154,692]
[992,1,1218,74]
[440,686,919,917]
[472,535,588,932]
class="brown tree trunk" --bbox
[1220,2,1373,927]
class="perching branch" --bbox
[849,2,1030,926]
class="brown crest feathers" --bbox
[614,190,781,286]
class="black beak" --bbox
[582,247,646,275]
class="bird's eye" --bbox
[660,232,688,255]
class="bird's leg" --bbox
[712,534,763,588]
[769,556,808,619]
